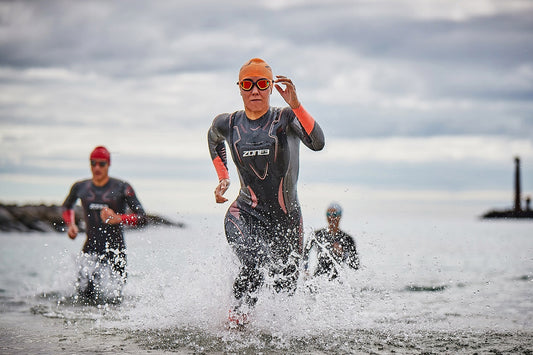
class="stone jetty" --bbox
[0,203,184,233]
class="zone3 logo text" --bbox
[243,149,270,157]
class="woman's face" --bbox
[239,76,272,114]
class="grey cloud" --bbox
[279,6,533,68]
[1,1,532,165]
[312,101,533,139]
[1,0,533,208]
[0,1,265,76]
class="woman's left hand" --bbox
[274,75,301,109]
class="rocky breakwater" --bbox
[0,203,184,233]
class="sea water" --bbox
[1,214,532,354]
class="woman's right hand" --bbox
[214,178,230,203]
[67,224,79,239]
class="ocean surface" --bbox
[1,214,532,354]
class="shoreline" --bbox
[0,311,181,355]
[1,306,532,354]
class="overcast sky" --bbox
[1,0,532,221]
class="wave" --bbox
[404,284,448,292]
[515,274,533,282]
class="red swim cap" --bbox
[90,146,111,164]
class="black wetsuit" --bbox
[62,177,146,277]
[208,106,325,306]
[303,228,359,280]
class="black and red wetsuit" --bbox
[62,177,146,277]
[208,105,324,306]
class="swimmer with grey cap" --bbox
[303,202,359,280]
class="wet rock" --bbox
[0,203,184,233]
[0,205,30,232]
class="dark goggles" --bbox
[238,78,271,91]
[327,211,341,218]
[91,160,108,167]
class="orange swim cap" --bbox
[238,58,273,81]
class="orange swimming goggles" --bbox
[238,78,271,91]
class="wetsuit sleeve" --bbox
[122,182,146,227]
[62,209,75,225]
[302,229,321,271]
[62,182,80,225]
[302,229,329,270]
[288,106,325,151]
[343,234,360,270]
[207,113,231,181]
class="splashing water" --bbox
[1,215,532,353]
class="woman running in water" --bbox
[207,58,325,325]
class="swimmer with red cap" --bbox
[207,58,325,326]
[62,146,146,303]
